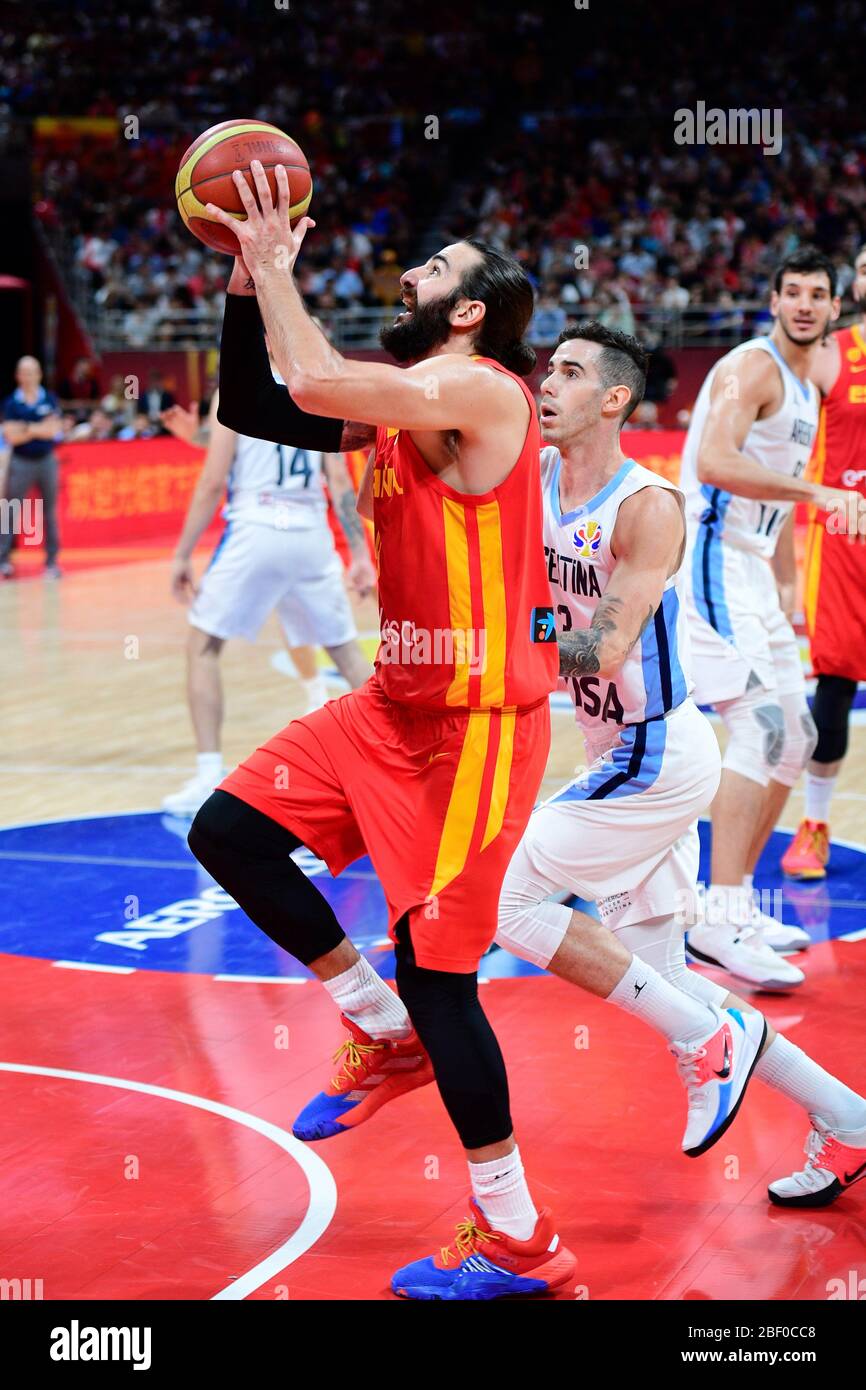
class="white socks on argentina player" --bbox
[321,956,412,1040]
[755,1035,866,1133]
[607,956,720,1045]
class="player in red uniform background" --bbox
[783,245,866,878]
[187,161,577,1299]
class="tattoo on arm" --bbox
[337,487,365,548]
[557,597,654,678]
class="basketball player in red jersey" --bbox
[188,162,577,1299]
[783,245,866,879]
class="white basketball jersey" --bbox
[541,447,692,731]
[221,369,328,529]
[680,335,819,559]
[223,435,328,530]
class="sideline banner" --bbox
[38,433,688,551]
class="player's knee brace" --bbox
[773,692,818,787]
[717,682,785,786]
[812,674,858,764]
[394,919,512,1149]
[188,790,346,964]
[495,872,572,970]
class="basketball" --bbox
[175,118,312,255]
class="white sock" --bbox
[706,883,752,930]
[742,873,754,895]
[321,957,412,1040]
[755,1035,866,1131]
[196,751,223,782]
[805,773,835,824]
[608,957,718,1046]
[302,674,329,711]
[469,1145,538,1241]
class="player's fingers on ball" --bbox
[206,201,241,231]
[230,170,259,218]
[249,158,273,213]
[274,163,290,215]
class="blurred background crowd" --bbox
[1,0,864,422]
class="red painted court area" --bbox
[2,941,865,1301]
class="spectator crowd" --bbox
[2,0,865,350]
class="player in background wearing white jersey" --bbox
[680,248,852,990]
[495,324,866,1210]
[160,388,373,816]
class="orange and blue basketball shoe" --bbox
[768,1117,866,1207]
[292,1015,434,1141]
[781,819,830,880]
[391,1199,576,1300]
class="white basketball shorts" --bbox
[189,520,357,647]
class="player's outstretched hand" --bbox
[161,403,200,445]
[170,555,197,604]
[206,160,315,281]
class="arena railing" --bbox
[88,302,773,352]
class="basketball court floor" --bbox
[2,551,865,1301]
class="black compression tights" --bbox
[394,918,513,1151]
[188,791,346,964]
[188,792,513,1150]
[812,675,858,765]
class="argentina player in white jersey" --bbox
[494,326,866,1191]
[681,248,852,989]
[161,383,373,817]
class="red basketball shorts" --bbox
[218,674,550,972]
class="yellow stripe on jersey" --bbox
[808,404,827,486]
[442,498,474,706]
[480,710,516,851]
[804,405,826,636]
[475,500,507,707]
[430,710,491,897]
[804,518,824,638]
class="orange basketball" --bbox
[175,119,312,255]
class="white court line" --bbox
[0,851,194,870]
[213,974,308,984]
[0,1062,337,1301]
[53,961,136,975]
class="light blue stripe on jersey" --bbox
[551,716,667,804]
[692,489,734,639]
[550,456,635,524]
[663,587,689,708]
[641,586,688,718]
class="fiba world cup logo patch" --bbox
[574,519,602,559]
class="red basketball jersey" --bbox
[372,358,557,710]
[804,323,866,679]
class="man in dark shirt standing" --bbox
[0,356,64,578]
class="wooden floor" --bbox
[2,550,864,834]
